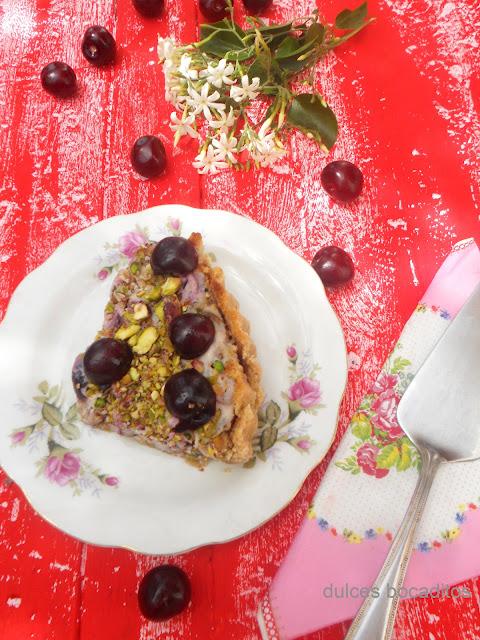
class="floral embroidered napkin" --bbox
[258,238,480,640]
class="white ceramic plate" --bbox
[0,205,346,554]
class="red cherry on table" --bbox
[41,62,77,98]
[312,246,355,288]
[138,565,191,621]
[133,0,165,17]
[200,0,229,21]
[131,135,167,178]
[81,26,116,66]
[242,0,273,14]
[321,160,364,202]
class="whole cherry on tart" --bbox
[138,565,191,621]
[164,369,216,430]
[131,135,167,179]
[242,0,272,14]
[41,62,77,98]
[133,0,165,17]
[199,0,229,21]
[312,246,355,288]
[83,338,133,386]
[81,26,116,66]
[169,313,215,359]
[151,237,198,276]
[321,160,364,202]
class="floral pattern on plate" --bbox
[248,346,323,469]
[11,381,119,497]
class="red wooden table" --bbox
[0,0,479,638]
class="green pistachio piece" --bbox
[161,277,182,296]
[133,327,159,355]
[128,335,138,347]
[130,262,140,275]
[213,360,224,372]
[129,367,140,382]
[115,325,141,341]
[144,286,163,302]
[154,303,165,322]
[133,303,149,321]
[95,397,106,409]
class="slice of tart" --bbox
[72,233,263,467]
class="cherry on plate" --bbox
[133,0,165,17]
[138,565,191,621]
[321,160,364,202]
[200,0,229,21]
[169,313,215,359]
[82,26,116,66]
[242,0,272,14]
[151,237,198,276]
[83,338,133,386]
[41,62,77,98]
[164,369,216,430]
[131,135,167,179]
[312,246,355,288]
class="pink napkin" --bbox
[258,238,480,640]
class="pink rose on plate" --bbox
[371,388,404,439]
[118,230,147,258]
[104,476,119,486]
[288,378,322,409]
[286,345,297,362]
[371,372,398,395]
[357,443,389,479]
[45,453,81,486]
[296,439,311,451]
[11,430,26,444]
[97,268,109,280]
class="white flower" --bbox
[169,112,199,141]
[209,107,236,131]
[178,54,198,80]
[200,58,235,89]
[193,145,229,174]
[249,129,286,167]
[230,75,261,102]
[211,132,238,163]
[186,83,226,120]
[158,37,175,62]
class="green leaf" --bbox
[48,385,60,400]
[288,400,302,422]
[260,425,278,451]
[335,2,368,30]
[66,404,78,422]
[287,93,338,149]
[305,22,325,45]
[351,413,372,441]
[335,455,360,473]
[42,402,63,426]
[376,444,400,469]
[265,400,281,426]
[59,422,81,441]
[390,357,411,374]
[199,20,246,57]
[33,396,47,404]
[38,381,49,394]
[248,53,271,85]
[396,442,413,471]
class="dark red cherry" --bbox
[133,0,165,18]
[242,0,272,14]
[151,237,198,276]
[131,135,167,179]
[164,369,216,430]
[169,313,215,359]
[321,160,364,202]
[41,62,77,98]
[82,26,116,66]
[83,338,133,386]
[138,565,191,621]
[312,246,355,288]
[200,0,229,21]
